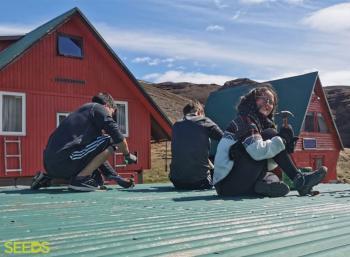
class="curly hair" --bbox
[237,83,278,120]
[183,100,204,116]
[92,92,116,109]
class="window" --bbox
[313,156,324,170]
[303,112,314,132]
[114,101,129,137]
[303,111,330,133]
[57,34,83,58]
[317,113,329,133]
[56,112,70,127]
[0,92,26,135]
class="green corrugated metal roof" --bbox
[205,72,318,137]
[1,183,350,256]
[0,8,77,70]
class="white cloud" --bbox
[240,0,303,4]
[231,11,242,21]
[303,3,350,33]
[285,0,304,4]
[214,0,229,9]
[319,70,350,86]
[206,25,225,32]
[94,23,347,74]
[143,70,235,84]
[239,0,273,4]
[0,24,33,35]
[132,56,176,66]
[271,69,350,86]
[132,57,151,63]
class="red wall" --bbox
[292,80,341,181]
[0,14,153,179]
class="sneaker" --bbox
[254,180,290,197]
[294,166,327,196]
[68,176,99,192]
[91,170,104,187]
[107,173,135,188]
[30,171,52,190]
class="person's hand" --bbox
[278,125,298,153]
[124,153,137,164]
[107,173,135,188]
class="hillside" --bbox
[149,81,220,104]
[140,81,192,123]
[324,86,350,148]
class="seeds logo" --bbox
[3,241,50,254]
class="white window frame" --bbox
[0,91,26,136]
[56,112,70,127]
[114,100,129,137]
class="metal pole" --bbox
[165,141,168,172]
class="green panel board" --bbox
[1,183,350,256]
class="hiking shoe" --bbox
[91,170,104,187]
[294,166,327,196]
[30,171,52,190]
[254,180,290,197]
[107,174,135,188]
[68,176,99,192]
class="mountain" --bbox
[139,81,192,123]
[146,81,220,104]
[324,86,350,147]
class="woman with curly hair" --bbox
[213,83,327,197]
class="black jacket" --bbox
[170,114,223,183]
[45,103,124,157]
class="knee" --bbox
[105,146,115,156]
[261,128,278,140]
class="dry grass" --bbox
[144,144,350,184]
[336,148,350,183]
[143,141,171,183]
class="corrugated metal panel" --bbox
[1,184,350,256]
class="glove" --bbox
[124,153,137,164]
[106,173,135,188]
[278,125,298,153]
[229,143,245,161]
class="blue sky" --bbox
[1,0,349,85]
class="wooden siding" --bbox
[293,80,340,181]
[0,14,153,178]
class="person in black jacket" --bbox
[213,84,327,197]
[31,92,137,191]
[170,100,223,190]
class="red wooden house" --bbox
[0,8,172,184]
[205,72,344,182]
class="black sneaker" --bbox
[91,170,104,187]
[30,171,52,190]
[106,174,135,188]
[254,180,290,197]
[68,176,99,192]
[294,166,327,196]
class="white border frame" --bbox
[0,91,26,136]
[114,100,129,137]
[303,137,317,150]
[56,112,70,127]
